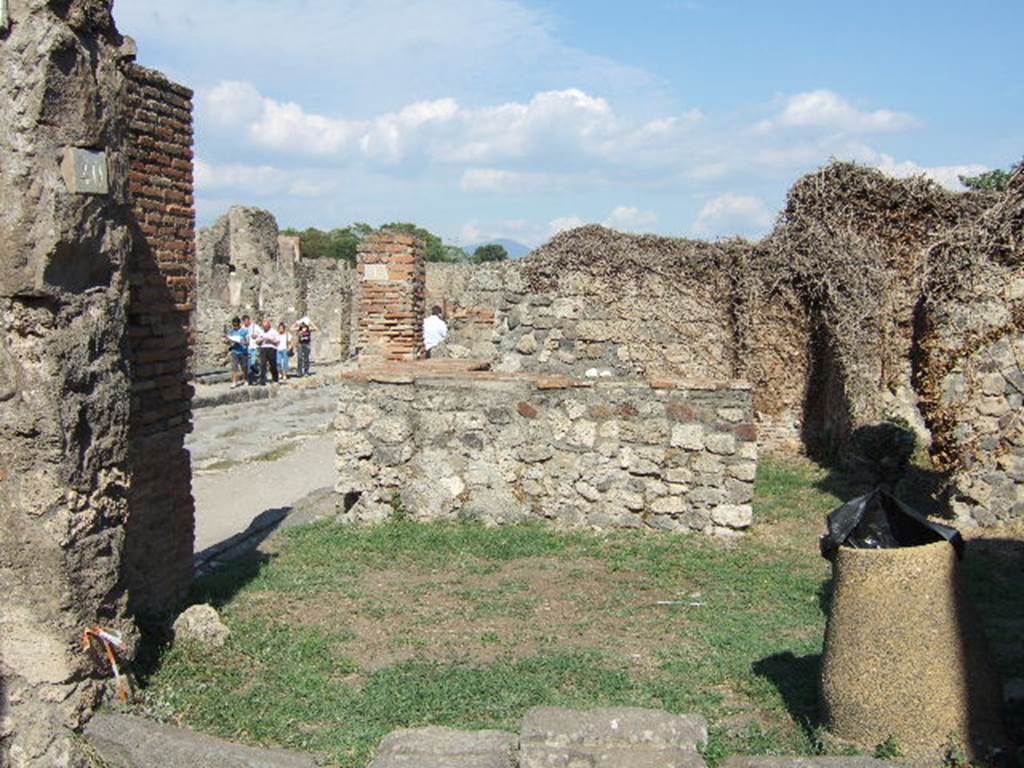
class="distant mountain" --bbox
[464,238,532,260]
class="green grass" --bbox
[137,457,1015,767]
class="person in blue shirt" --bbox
[225,316,250,388]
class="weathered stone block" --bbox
[705,433,737,456]
[369,727,517,768]
[520,707,707,768]
[671,424,705,450]
[712,504,753,529]
[172,604,230,647]
[86,714,318,768]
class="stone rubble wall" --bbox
[425,256,809,454]
[298,256,353,364]
[918,173,1024,524]
[351,232,426,361]
[336,372,757,534]
[121,63,196,616]
[1,2,143,764]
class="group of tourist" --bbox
[224,315,317,387]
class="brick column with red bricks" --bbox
[351,231,426,362]
[122,63,197,615]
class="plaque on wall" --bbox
[61,147,109,194]
[363,264,390,282]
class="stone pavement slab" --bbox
[520,707,708,768]
[367,726,518,768]
[84,713,318,768]
[721,759,899,768]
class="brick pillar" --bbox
[121,63,197,615]
[352,231,426,361]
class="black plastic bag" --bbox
[820,488,964,560]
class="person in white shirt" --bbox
[275,321,293,380]
[246,315,263,384]
[423,305,448,357]
[258,319,281,385]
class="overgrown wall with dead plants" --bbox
[428,161,1022,523]
[918,167,1024,523]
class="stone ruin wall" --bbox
[0,3,196,764]
[918,172,1024,524]
[336,372,757,533]
[425,243,810,455]
[194,206,352,372]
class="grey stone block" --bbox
[84,713,318,767]
[368,727,518,768]
[520,707,708,768]
[720,759,898,768]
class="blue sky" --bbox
[114,0,1022,247]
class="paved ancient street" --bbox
[187,382,339,551]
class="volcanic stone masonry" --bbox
[351,231,426,360]
[336,370,757,533]
[0,5,196,765]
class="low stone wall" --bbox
[335,368,757,533]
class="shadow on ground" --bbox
[752,651,823,741]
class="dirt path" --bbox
[191,434,337,551]
[188,383,339,552]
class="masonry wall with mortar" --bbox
[336,372,757,533]
[121,63,196,615]
[425,254,809,455]
[0,3,193,763]
[352,232,426,361]
[917,173,1024,524]
[298,255,353,364]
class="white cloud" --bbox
[760,89,917,134]
[194,159,336,198]
[693,194,774,238]
[604,206,658,231]
[200,80,707,177]
[871,154,989,190]
[114,0,667,117]
[202,81,264,127]
[549,216,587,236]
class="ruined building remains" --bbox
[194,206,352,371]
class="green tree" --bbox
[472,243,509,263]
[379,221,448,262]
[959,167,1013,192]
[441,244,471,263]
[281,224,372,263]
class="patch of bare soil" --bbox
[240,556,700,673]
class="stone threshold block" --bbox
[84,713,318,768]
[721,759,898,768]
[520,706,708,768]
[368,727,518,768]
